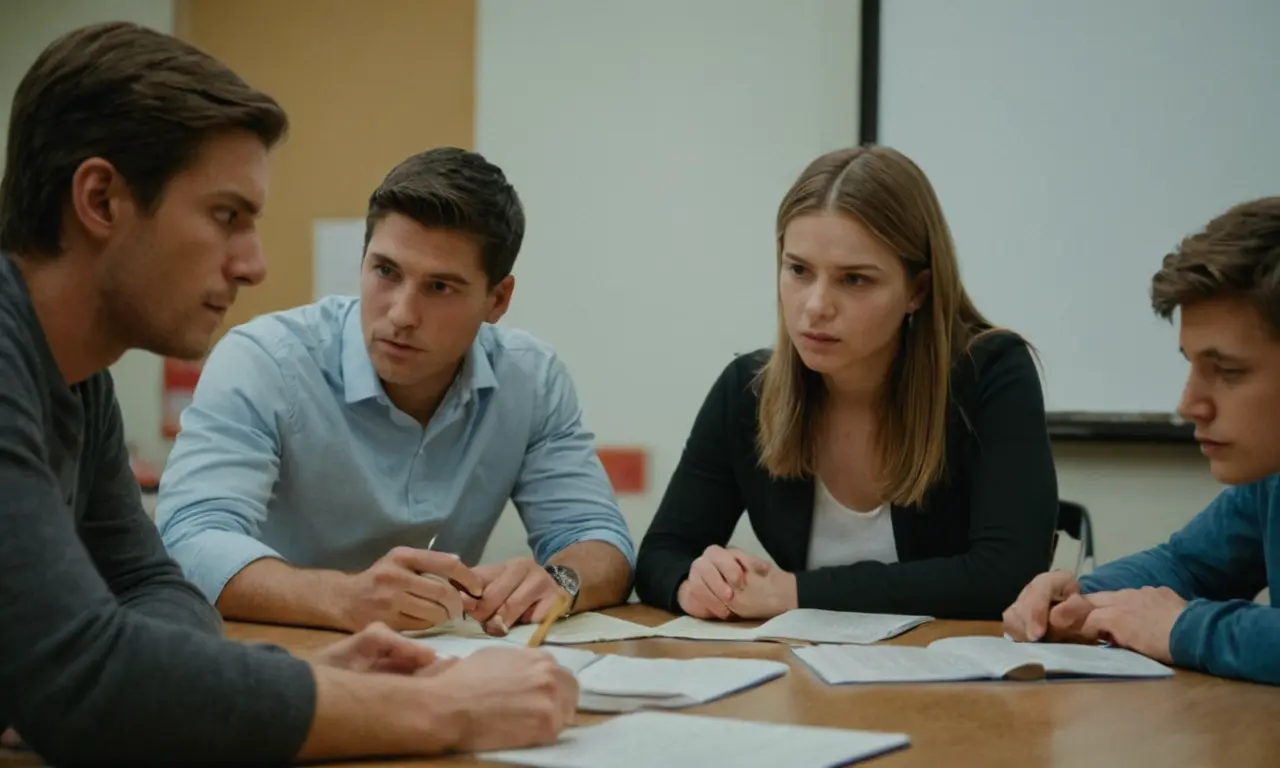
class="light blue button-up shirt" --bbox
[156,296,635,603]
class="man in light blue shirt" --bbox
[157,147,635,636]
[1003,197,1280,686]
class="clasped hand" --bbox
[677,545,797,620]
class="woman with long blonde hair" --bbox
[635,146,1058,620]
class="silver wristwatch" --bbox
[545,564,580,617]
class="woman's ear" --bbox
[908,268,932,313]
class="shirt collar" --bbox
[341,305,500,405]
[340,303,384,404]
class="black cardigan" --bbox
[635,331,1059,620]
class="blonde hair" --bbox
[756,146,997,507]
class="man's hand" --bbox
[336,547,484,633]
[725,557,797,620]
[432,646,578,752]
[1002,570,1086,642]
[1079,587,1188,664]
[464,557,567,636]
[312,621,442,674]
[677,545,766,620]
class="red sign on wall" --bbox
[162,358,203,438]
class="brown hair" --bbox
[756,146,998,507]
[364,147,525,287]
[1151,197,1280,335]
[0,21,288,257]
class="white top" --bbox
[806,479,899,570]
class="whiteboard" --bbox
[879,0,1280,414]
[312,218,364,301]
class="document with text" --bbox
[480,711,910,768]
[654,609,932,645]
[794,635,1175,684]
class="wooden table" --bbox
[5,605,1278,767]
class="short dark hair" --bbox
[0,21,288,257]
[1151,197,1280,335]
[364,147,525,286]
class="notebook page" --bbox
[926,636,1052,680]
[413,636,600,674]
[753,609,933,644]
[480,711,911,768]
[1021,642,1175,679]
[793,645,993,684]
[578,655,787,701]
[503,612,662,645]
[650,616,762,642]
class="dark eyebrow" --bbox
[367,252,472,287]
[423,271,471,287]
[782,252,883,272]
[210,189,261,217]
[1183,347,1247,365]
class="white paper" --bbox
[649,616,761,642]
[793,645,993,684]
[414,635,600,674]
[933,637,1174,679]
[575,655,787,712]
[654,609,932,645]
[311,218,366,300]
[754,609,932,644]
[503,612,661,645]
[480,711,910,768]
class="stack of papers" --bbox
[574,655,788,713]
[654,609,932,645]
[793,635,1175,683]
[414,635,600,674]
[480,711,910,768]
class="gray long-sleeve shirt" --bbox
[0,253,316,764]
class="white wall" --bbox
[474,0,860,563]
[0,0,174,468]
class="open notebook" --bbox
[793,635,1175,683]
[653,609,932,645]
[480,711,909,768]
[413,636,786,713]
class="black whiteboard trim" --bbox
[1046,412,1196,444]
[858,0,880,145]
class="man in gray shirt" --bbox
[0,21,576,765]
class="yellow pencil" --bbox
[526,593,571,647]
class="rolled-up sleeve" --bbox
[511,353,636,570]
[156,331,293,603]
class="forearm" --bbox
[117,567,224,636]
[217,558,355,632]
[1169,600,1280,685]
[550,541,632,612]
[635,545,698,613]
[298,665,461,761]
[1079,544,1200,597]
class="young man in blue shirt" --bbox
[1004,197,1280,685]
[157,147,635,636]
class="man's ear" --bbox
[485,274,516,324]
[908,268,932,313]
[70,158,129,243]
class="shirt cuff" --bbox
[172,530,284,604]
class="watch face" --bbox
[550,565,580,594]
